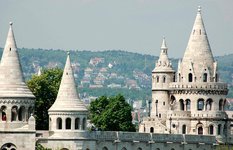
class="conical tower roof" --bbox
[181,6,215,80]
[0,22,34,98]
[49,52,87,112]
[153,37,174,73]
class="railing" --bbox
[170,82,228,90]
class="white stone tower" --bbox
[151,38,175,122]
[48,52,88,137]
[167,7,229,141]
[0,22,36,150]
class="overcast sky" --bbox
[0,0,232,58]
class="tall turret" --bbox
[0,22,35,129]
[151,38,175,122]
[48,52,88,136]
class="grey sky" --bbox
[0,0,232,58]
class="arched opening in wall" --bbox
[206,99,213,111]
[198,126,203,135]
[137,148,142,150]
[178,73,181,82]
[49,118,52,131]
[197,99,204,111]
[60,148,69,150]
[179,99,184,111]
[1,106,7,121]
[28,106,33,120]
[121,147,127,150]
[0,143,17,150]
[182,125,186,134]
[102,147,108,150]
[75,118,80,129]
[209,125,214,135]
[223,123,227,135]
[218,124,221,135]
[173,74,176,82]
[83,118,86,130]
[215,74,218,82]
[185,99,191,111]
[171,148,175,150]
[170,95,176,110]
[150,127,154,133]
[11,106,18,121]
[219,99,223,111]
[156,148,160,150]
[188,73,193,82]
[18,106,25,121]
[66,118,71,129]
[203,73,208,82]
[163,76,166,83]
[156,76,159,83]
[57,117,62,129]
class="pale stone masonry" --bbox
[0,7,231,150]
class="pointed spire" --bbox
[49,52,87,111]
[153,37,174,72]
[181,6,215,82]
[0,22,34,98]
[37,67,42,76]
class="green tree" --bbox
[89,94,136,132]
[27,68,63,130]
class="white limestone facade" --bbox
[139,6,231,144]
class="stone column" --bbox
[62,116,66,130]
[80,117,83,130]
[71,117,75,130]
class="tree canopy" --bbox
[89,94,136,132]
[27,68,63,130]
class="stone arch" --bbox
[182,124,186,134]
[150,127,154,133]
[203,73,207,82]
[197,98,204,111]
[102,147,108,150]
[137,148,142,150]
[75,118,80,129]
[121,147,127,150]
[60,148,69,150]
[66,118,71,129]
[18,106,26,121]
[188,73,193,82]
[219,99,224,111]
[179,99,184,111]
[57,117,62,129]
[163,76,166,83]
[209,124,214,135]
[83,118,86,130]
[206,98,213,111]
[156,76,159,83]
[170,95,176,110]
[185,99,191,111]
[156,148,160,150]
[1,105,7,121]
[171,148,175,150]
[196,123,203,135]
[11,106,18,121]
[28,106,33,119]
[1,143,17,150]
[215,74,218,82]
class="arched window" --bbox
[178,73,181,82]
[186,99,191,111]
[28,106,33,120]
[188,73,193,82]
[156,76,159,82]
[66,118,71,129]
[209,125,214,135]
[156,148,160,150]
[170,95,176,110]
[218,124,221,135]
[206,99,213,110]
[163,76,166,83]
[121,147,127,150]
[137,148,142,150]
[18,106,25,121]
[150,127,154,133]
[197,99,204,111]
[219,99,223,111]
[203,73,207,82]
[179,99,184,111]
[198,126,203,135]
[182,124,186,134]
[215,74,218,82]
[83,118,86,130]
[57,118,62,129]
[1,106,7,121]
[75,118,80,129]
[11,106,18,121]
[102,147,108,150]
[0,143,17,150]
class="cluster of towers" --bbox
[139,7,230,142]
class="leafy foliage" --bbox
[89,94,136,132]
[27,68,63,130]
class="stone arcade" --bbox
[0,7,231,150]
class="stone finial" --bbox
[198,6,201,13]
[9,22,13,26]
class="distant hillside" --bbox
[0,48,233,102]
